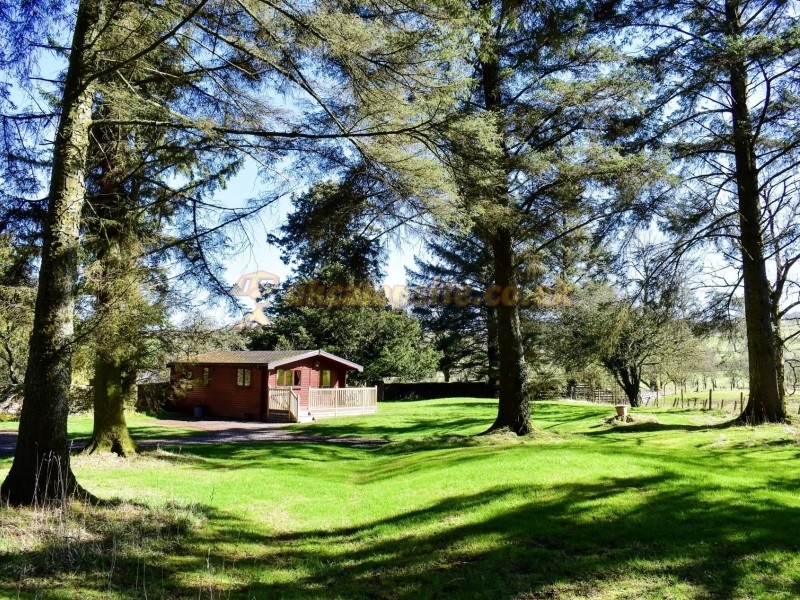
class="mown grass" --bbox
[2,398,800,599]
[0,413,204,440]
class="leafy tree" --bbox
[252,297,439,384]
[267,169,387,285]
[78,23,252,455]
[554,282,695,406]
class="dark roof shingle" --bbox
[183,350,311,365]
[171,350,363,371]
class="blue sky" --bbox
[214,157,421,323]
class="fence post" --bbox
[708,389,712,410]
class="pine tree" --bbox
[407,228,498,385]
[1,0,103,503]
[621,0,800,423]
[436,0,662,434]
[253,176,440,384]
[0,234,35,386]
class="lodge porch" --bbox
[267,386,378,423]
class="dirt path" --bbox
[0,419,386,458]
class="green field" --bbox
[2,399,800,599]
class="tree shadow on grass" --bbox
[91,474,800,597]
[0,498,215,599]
[4,470,800,599]
[290,416,491,440]
[140,440,368,470]
[140,435,504,482]
[583,418,741,436]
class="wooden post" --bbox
[708,389,712,410]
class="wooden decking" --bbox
[268,386,377,422]
[308,387,378,418]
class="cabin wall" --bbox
[172,364,264,419]
[170,354,355,421]
[269,356,347,415]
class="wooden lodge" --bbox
[169,350,377,422]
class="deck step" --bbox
[263,410,292,423]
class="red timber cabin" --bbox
[169,350,378,422]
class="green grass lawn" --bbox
[0,412,204,439]
[2,398,800,599]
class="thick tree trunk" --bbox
[478,12,531,435]
[1,0,99,505]
[486,227,531,434]
[83,353,137,456]
[80,96,144,456]
[616,366,641,408]
[725,0,785,424]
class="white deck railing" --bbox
[308,387,378,416]
[269,387,292,412]
[289,390,299,422]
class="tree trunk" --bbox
[485,306,500,396]
[478,11,531,435]
[773,316,785,409]
[1,0,99,505]
[616,366,641,408]
[725,0,785,424]
[486,227,531,434]
[83,353,137,456]
[82,145,139,456]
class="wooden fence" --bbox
[569,385,800,414]
[568,386,658,406]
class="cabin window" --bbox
[276,369,290,386]
[236,368,251,387]
[202,367,210,386]
[321,369,332,388]
[276,368,300,387]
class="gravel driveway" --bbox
[0,418,386,458]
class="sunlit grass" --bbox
[3,398,800,599]
[0,412,204,440]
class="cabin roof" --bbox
[170,350,363,372]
